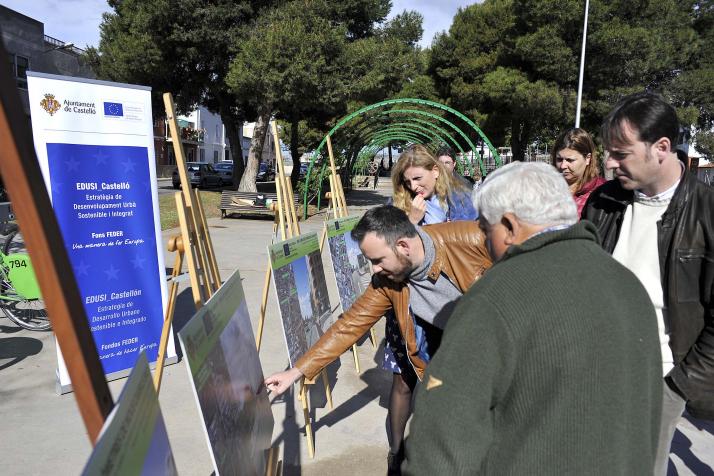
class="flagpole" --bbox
[575,0,590,128]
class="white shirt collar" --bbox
[635,161,684,203]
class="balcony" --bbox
[43,35,85,55]
[165,124,205,144]
[180,126,205,143]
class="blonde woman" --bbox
[391,145,477,225]
[384,145,477,474]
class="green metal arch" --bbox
[344,116,466,161]
[356,123,451,152]
[355,126,442,152]
[367,133,425,148]
[353,137,418,174]
[336,117,466,178]
[325,107,483,176]
[316,98,499,160]
[375,109,483,174]
[365,127,442,149]
[303,98,500,218]
[341,108,479,171]
[314,134,417,210]
[370,132,422,147]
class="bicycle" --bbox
[0,223,51,331]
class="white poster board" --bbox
[81,352,177,476]
[178,270,274,476]
[26,72,175,392]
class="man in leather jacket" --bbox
[265,205,491,470]
[582,92,714,474]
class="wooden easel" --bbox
[254,120,333,459]
[320,137,377,374]
[0,41,113,443]
[157,94,281,473]
[265,445,282,476]
[153,92,223,391]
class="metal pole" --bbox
[575,0,590,128]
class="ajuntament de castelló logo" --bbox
[40,93,61,116]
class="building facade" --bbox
[1,5,94,115]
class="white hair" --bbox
[473,162,578,226]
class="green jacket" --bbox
[404,221,662,475]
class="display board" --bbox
[26,72,175,392]
[269,232,332,366]
[326,215,372,311]
[81,353,177,476]
[178,270,274,476]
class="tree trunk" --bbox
[510,119,529,162]
[388,146,393,169]
[289,118,301,187]
[221,113,244,189]
[238,107,270,192]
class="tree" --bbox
[666,1,714,158]
[227,0,423,191]
[226,1,349,191]
[430,0,705,160]
[87,0,266,187]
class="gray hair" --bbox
[473,162,578,226]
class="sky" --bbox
[1,0,477,50]
[388,0,475,47]
[1,0,110,49]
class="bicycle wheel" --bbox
[1,227,51,331]
[2,223,20,255]
[0,295,51,331]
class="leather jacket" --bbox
[583,172,714,419]
[296,220,491,381]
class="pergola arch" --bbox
[352,108,481,173]
[343,116,466,161]
[301,98,502,218]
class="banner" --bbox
[178,270,274,476]
[26,72,175,392]
[81,353,178,476]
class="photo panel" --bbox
[178,270,274,476]
[325,215,372,311]
[268,232,333,366]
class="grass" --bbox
[158,188,316,230]
[159,190,222,230]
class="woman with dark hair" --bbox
[551,128,606,215]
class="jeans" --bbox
[653,380,686,475]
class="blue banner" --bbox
[47,143,163,375]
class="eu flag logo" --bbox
[103,102,123,117]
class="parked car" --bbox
[299,162,309,178]
[256,162,275,182]
[172,162,223,189]
[213,161,233,184]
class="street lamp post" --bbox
[575,0,590,128]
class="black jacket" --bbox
[583,172,714,419]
